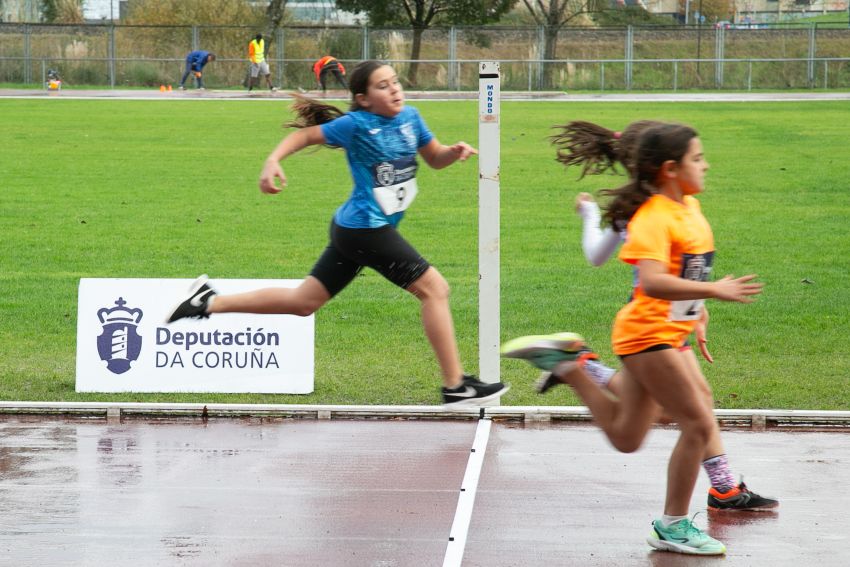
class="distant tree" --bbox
[40,0,84,23]
[260,0,288,55]
[520,0,605,88]
[335,0,517,86]
[124,0,262,26]
[677,0,733,23]
[593,6,675,26]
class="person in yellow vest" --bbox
[312,55,347,93]
[248,34,276,92]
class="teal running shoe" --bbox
[500,332,588,372]
[647,516,726,555]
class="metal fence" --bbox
[1,22,849,90]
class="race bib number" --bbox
[372,157,418,215]
[669,252,714,321]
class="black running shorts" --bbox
[619,343,673,361]
[309,220,431,297]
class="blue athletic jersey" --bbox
[320,106,434,228]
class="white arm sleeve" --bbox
[577,200,623,267]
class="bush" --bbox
[122,62,169,87]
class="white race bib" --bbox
[668,252,714,322]
[669,298,705,321]
[371,158,418,215]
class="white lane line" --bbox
[443,418,492,567]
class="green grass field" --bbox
[1,97,848,408]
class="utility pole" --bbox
[696,0,704,77]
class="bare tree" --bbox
[336,0,516,86]
[521,0,601,88]
[262,0,287,55]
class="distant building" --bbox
[83,0,127,21]
[250,0,358,24]
[1,0,39,22]
[0,0,127,22]
[641,0,850,23]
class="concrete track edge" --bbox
[1,401,849,429]
[3,88,850,102]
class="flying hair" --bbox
[550,119,664,178]
[282,60,391,149]
[550,121,620,178]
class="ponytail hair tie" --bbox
[613,131,622,139]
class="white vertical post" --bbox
[478,62,500,385]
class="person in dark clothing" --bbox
[179,50,215,90]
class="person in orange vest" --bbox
[248,34,276,92]
[312,55,347,93]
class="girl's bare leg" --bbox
[407,267,463,388]
[678,348,726,461]
[602,369,669,425]
[553,364,661,453]
[620,349,716,516]
[209,275,331,316]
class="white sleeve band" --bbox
[578,201,622,266]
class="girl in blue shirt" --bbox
[168,60,508,406]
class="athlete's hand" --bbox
[259,160,286,194]
[712,274,763,303]
[695,306,713,363]
[449,142,477,162]
[575,192,595,213]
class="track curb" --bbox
[2,401,849,429]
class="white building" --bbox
[83,0,124,21]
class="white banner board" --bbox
[76,278,314,393]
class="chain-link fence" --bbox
[1,22,849,90]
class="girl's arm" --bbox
[694,305,714,363]
[418,138,477,170]
[637,259,763,303]
[576,194,622,266]
[259,125,326,194]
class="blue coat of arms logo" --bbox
[96,297,143,375]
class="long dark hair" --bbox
[550,119,662,178]
[601,123,698,226]
[284,60,388,133]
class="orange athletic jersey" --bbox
[313,56,345,80]
[611,194,715,356]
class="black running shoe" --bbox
[708,481,779,511]
[535,349,601,394]
[166,275,216,323]
[536,371,561,394]
[442,375,510,406]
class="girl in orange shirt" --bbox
[546,119,777,517]
[503,123,771,556]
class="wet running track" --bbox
[1,414,847,566]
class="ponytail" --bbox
[551,119,666,180]
[550,121,619,178]
[284,93,346,129]
[282,60,391,149]
[600,179,656,228]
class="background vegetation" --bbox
[1,22,849,90]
